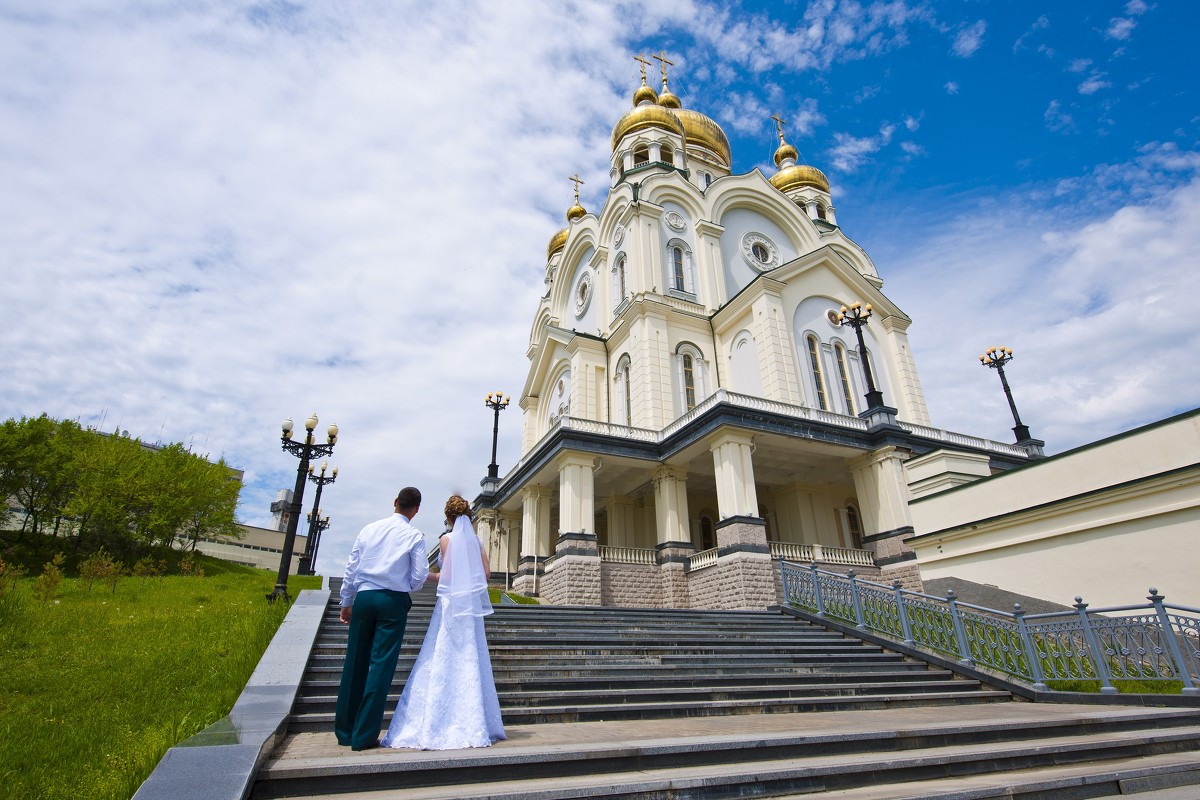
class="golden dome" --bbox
[773,141,798,167]
[547,228,568,259]
[566,202,586,222]
[674,107,731,168]
[633,82,658,106]
[658,87,681,109]
[611,104,686,150]
[770,164,830,194]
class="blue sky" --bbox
[1,1,1197,574]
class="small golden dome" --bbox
[566,202,586,222]
[633,82,659,106]
[611,104,686,150]
[773,141,798,167]
[658,88,681,109]
[547,228,568,259]
[674,107,731,168]
[770,164,831,194]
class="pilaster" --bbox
[652,465,691,545]
[709,430,759,519]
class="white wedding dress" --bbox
[382,516,506,750]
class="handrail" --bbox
[779,561,1199,695]
[768,540,874,567]
[687,547,718,571]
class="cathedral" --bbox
[472,56,1046,610]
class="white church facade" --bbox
[473,59,1044,610]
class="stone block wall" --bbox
[600,563,663,608]
[540,556,601,605]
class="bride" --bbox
[381,495,506,750]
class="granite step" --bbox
[253,707,1200,799]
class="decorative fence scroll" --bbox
[780,561,1199,695]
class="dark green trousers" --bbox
[334,589,412,749]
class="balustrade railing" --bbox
[768,541,874,567]
[687,547,718,571]
[780,561,1200,695]
[599,546,657,565]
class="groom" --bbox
[335,486,430,750]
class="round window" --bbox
[752,243,770,263]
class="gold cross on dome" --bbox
[653,51,674,84]
[569,173,586,202]
[770,112,788,142]
[633,53,653,82]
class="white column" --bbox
[709,431,759,519]
[520,485,550,557]
[653,465,691,544]
[557,453,595,535]
[848,446,913,535]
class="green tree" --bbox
[0,416,82,541]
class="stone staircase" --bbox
[250,582,1200,799]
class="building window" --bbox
[615,355,632,427]
[675,343,706,415]
[612,256,627,311]
[846,504,863,546]
[664,239,695,297]
[661,144,674,164]
[671,246,685,291]
[806,335,829,411]
[682,354,696,410]
[815,204,827,221]
[700,516,715,550]
[834,343,856,415]
[633,146,649,167]
[701,171,712,189]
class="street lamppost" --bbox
[305,510,331,574]
[837,301,886,410]
[270,413,337,602]
[979,345,1035,443]
[298,461,337,576]
[485,391,510,480]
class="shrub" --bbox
[79,547,121,590]
[32,553,65,605]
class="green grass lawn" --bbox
[0,560,321,800]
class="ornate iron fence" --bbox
[780,561,1199,695]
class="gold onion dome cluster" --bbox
[610,80,731,170]
[548,199,587,258]
[770,136,829,193]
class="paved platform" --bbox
[266,701,1200,770]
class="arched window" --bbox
[671,246,685,291]
[700,172,712,189]
[806,334,829,411]
[633,145,650,167]
[815,203,827,221]
[615,355,632,427]
[699,515,715,551]
[612,256,628,311]
[674,343,707,415]
[547,369,571,427]
[664,239,695,297]
[660,144,674,164]
[846,503,863,546]
[834,343,856,415]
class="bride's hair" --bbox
[445,494,471,523]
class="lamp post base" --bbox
[298,555,313,576]
[265,585,291,604]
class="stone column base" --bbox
[540,532,601,606]
[710,517,776,610]
[656,541,694,609]
[512,554,546,598]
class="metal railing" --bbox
[768,541,875,567]
[599,546,657,565]
[780,561,1200,695]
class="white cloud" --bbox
[827,122,896,171]
[884,154,1200,452]
[1078,73,1112,95]
[1013,14,1049,52]
[1106,17,1137,40]
[1067,58,1092,73]
[1044,99,1076,133]
[945,81,959,94]
[951,20,987,57]
[790,98,827,137]
[1125,1,1151,15]
[904,115,921,132]
[900,141,925,157]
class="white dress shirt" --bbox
[339,512,430,608]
